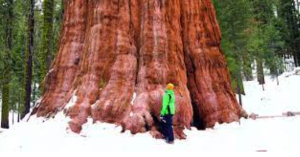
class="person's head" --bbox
[167,83,174,90]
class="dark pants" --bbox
[161,115,174,142]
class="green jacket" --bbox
[160,90,176,116]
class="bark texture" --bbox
[1,0,13,129]
[23,0,35,119]
[33,0,243,139]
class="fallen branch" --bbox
[249,111,300,120]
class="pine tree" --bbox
[40,0,54,89]
[213,0,252,105]
[214,0,286,92]
[277,0,300,67]
[1,0,13,128]
[12,0,29,122]
[250,0,284,88]
[32,2,45,104]
[22,0,35,119]
[53,0,64,54]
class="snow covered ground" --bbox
[0,68,300,155]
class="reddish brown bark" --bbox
[33,0,243,139]
[181,0,242,129]
[33,0,88,117]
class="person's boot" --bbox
[166,140,174,144]
[165,138,174,144]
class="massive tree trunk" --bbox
[32,0,243,139]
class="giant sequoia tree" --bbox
[32,0,243,139]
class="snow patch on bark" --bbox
[91,100,99,110]
[33,98,42,108]
[65,91,78,109]
[41,68,54,83]
[35,98,42,104]
[48,68,54,74]
[130,92,136,106]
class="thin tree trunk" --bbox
[296,45,300,67]
[17,92,20,123]
[1,85,10,128]
[1,0,13,129]
[276,68,279,85]
[12,102,14,125]
[294,53,299,67]
[243,54,253,81]
[32,81,36,106]
[17,103,20,123]
[22,0,35,119]
[237,88,243,107]
[237,69,244,106]
[256,58,265,90]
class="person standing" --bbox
[160,83,176,144]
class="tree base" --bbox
[33,0,243,139]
